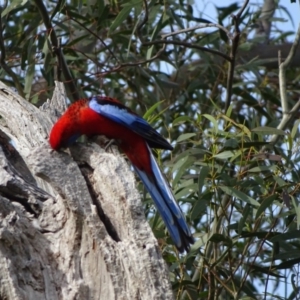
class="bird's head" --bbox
[49,101,84,150]
[49,119,80,150]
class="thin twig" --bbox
[56,38,62,82]
[94,36,230,77]
[236,0,250,20]
[237,211,281,299]
[93,44,166,77]
[136,0,232,70]
[33,0,80,101]
[224,0,250,111]
[68,16,120,65]
[93,0,166,78]
[143,39,232,62]
[92,0,165,78]
[137,0,149,44]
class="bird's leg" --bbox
[89,136,117,152]
[104,139,117,151]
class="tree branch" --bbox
[268,22,300,146]
[33,0,80,101]
[0,81,174,299]
[279,22,300,114]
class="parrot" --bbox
[49,95,194,252]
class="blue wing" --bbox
[89,96,173,150]
[134,145,194,252]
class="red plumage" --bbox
[49,99,152,174]
[50,96,194,252]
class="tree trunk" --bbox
[0,81,173,300]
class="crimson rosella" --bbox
[49,96,194,252]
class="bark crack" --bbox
[79,163,121,243]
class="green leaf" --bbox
[175,184,198,199]
[173,148,207,163]
[24,63,35,99]
[217,3,239,22]
[219,186,260,207]
[43,54,54,74]
[27,37,35,64]
[173,116,193,126]
[273,257,300,270]
[252,127,286,135]
[173,156,195,187]
[229,149,243,163]
[172,156,189,173]
[167,8,184,29]
[241,142,269,147]
[272,250,300,260]
[1,0,28,17]
[122,0,143,7]
[249,264,285,277]
[270,230,300,242]
[50,0,66,20]
[202,114,218,132]
[190,233,208,251]
[248,165,277,172]
[256,195,277,219]
[191,195,207,220]
[226,103,233,117]
[224,138,239,149]
[146,12,163,63]
[213,150,236,159]
[209,233,232,246]
[143,100,165,119]
[198,166,210,193]
[176,133,196,143]
[109,6,132,34]
[273,175,286,187]
[291,119,300,139]
[238,204,251,234]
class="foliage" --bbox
[1,0,300,299]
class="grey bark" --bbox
[0,81,174,300]
[255,0,276,42]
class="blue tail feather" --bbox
[134,146,194,252]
